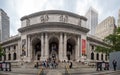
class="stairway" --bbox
[57,61,91,69]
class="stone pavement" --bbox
[0,67,120,75]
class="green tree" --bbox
[95,27,120,54]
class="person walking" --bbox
[112,60,117,71]
[69,61,73,69]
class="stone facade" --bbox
[95,16,116,39]
[0,10,108,64]
[118,9,120,27]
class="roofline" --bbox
[87,35,108,46]
[21,10,87,21]
[0,36,21,45]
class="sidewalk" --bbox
[0,67,119,75]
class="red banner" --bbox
[82,39,86,55]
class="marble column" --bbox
[59,33,63,61]
[27,36,31,62]
[44,33,49,60]
[63,33,67,61]
[76,36,80,61]
[40,33,44,61]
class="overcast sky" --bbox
[0,0,120,36]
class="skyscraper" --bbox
[95,16,116,39]
[0,9,10,42]
[85,7,98,35]
[118,9,120,27]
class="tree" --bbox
[95,27,120,54]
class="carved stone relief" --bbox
[40,14,49,23]
[59,15,68,23]
[21,39,26,56]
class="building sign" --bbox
[82,39,86,55]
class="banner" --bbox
[82,39,86,55]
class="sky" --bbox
[0,0,120,36]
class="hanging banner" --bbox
[82,39,86,55]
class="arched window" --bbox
[91,52,94,60]
[96,53,99,60]
[105,54,107,61]
[101,54,103,60]
[13,53,17,60]
[8,53,11,60]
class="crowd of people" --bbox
[34,58,58,69]
[34,58,73,69]
[34,58,118,71]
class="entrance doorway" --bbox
[67,38,76,61]
[32,38,41,61]
[49,37,59,60]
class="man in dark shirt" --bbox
[112,60,117,71]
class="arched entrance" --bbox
[32,38,41,61]
[67,38,76,61]
[49,37,59,61]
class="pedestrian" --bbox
[69,61,73,69]
[96,62,102,71]
[105,62,109,70]
[102,61,105,70]
[112,60,117,71]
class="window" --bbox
[96,53,99,60]
[8,47,10,51]
[101,54,103,60]
[8,53,11,60]
[13,53,17,60]
[91,45,94,50]
[91,52,94,60]
[13,45,16,50]
[105,55,107,61]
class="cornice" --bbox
[18,22,89,34]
